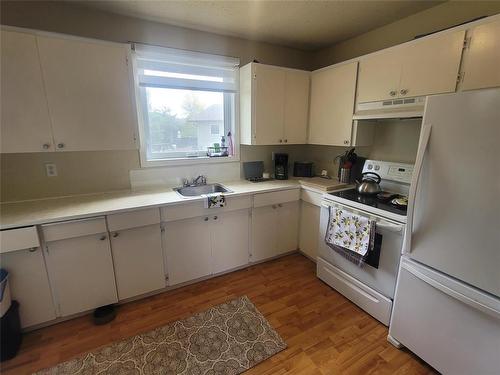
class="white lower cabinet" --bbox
[43,218,118,317]
[110,224,165,300]
[251,201,299,262]
[163,216,213,286]
[0,247,56,328]
[299,200,321,261]
[163,209,250,285]
[211,209,250,274]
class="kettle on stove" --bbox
[356,172,382,195]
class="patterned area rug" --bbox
[36,296,286,374]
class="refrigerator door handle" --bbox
[403,123,432,254]
[402,261,500,320]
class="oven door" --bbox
[318,199,404,299]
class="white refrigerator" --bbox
[389,88,500,375]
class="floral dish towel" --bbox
[325,206,375,258]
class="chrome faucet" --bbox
[182,175,207,187]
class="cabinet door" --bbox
[357,49,402,103]
[461,20,500,91]
[0,248,56,328]
[309,62,357,146]
[0,30,54,153]
[211,209,250,274]
[110,224,165,300]
[46,234,117,316]
[163,216,212,285]
[299,201,321,261]
[254,64,285,145]
[399,30,465,98]
[283,70,309,144]
[251,205,278,262]
[37,35,137,151]
[277,201,300,255]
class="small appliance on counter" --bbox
[274,153,288,180]
[243,161,272,182]
[293,161,314,177]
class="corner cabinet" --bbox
[0,27,138,153]
[460,19,500,91]
[308,61,358,146]
[251,190,300,262]
[240,63,309,145]
[357,30,465,103]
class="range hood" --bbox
[353,96,425,120]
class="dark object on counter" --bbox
[293,161,314,177]
[243,161,264,180]
[356,172,382,195]
[335,148,365,183]
[93,305,116,325]
[274,153,289,180]
[1,300,22,362]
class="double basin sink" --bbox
[173,183,232,197]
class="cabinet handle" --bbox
[28,247,38,253]
[389,90,397,97]
[279,139,283,143]
[99,235,107,241]
[204,217,209,221]
[344,140,350,145]
[213,216,218,220]
[400,89,408,96]
[113,232,119,238]
[42,143,51,150]
[284,139,288,143]
[57,143,65,149]
[278,203,283,208]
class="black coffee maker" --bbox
[274,153,288,180]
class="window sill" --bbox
[140,155,240,168]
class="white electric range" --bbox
[317,160,413,325]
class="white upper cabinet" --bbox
[309,61,358,146]
[0,30,54,153]
[357,30,465,103]
[37,35,137,151]
[283,70,310,144]
[398,30,465,98]
[240,63,309,145]
[357,49,402,103]
[460,19,500,91]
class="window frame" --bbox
[131,45,240,167]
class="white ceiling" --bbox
[76,0,444,50]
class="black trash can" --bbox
[1,300,22,362]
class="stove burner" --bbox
[329,189,408,216]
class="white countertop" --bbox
[0,180,314,230]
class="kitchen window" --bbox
[134,44,240,165]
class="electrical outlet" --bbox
[45,163,58,177]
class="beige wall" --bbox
[312,1,500,69]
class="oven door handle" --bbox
[375,221,404,233]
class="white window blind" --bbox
[134,44,240,92]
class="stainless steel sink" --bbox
[173,183,233,197]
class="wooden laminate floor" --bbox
[1,254,436,374]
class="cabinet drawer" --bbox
[301,189,323,207]
[317,257,392,325]
[0,226,40,254]
[161,195,252,222]
[107,208,160,232]
[42,217,107,242]
[253,188,300,208]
